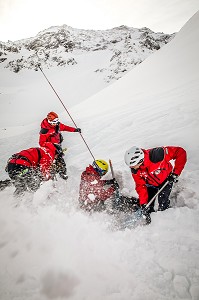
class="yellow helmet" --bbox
[93,159,109,176]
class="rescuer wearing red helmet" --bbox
[39,111,81,180]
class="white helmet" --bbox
[124,146,144,167]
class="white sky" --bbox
[0,0,198,42]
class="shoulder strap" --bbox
[36,148,42,163]
[40,128,49,134]
[55,124,60,133]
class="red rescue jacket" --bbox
[39,118,76,146]
[8,143,56,179]
[79,165,115,209]
[132,146,187,205]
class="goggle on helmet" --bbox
[47,112,59,125]
[48,118,59,125]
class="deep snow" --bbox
[0,11,199,300]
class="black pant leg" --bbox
[7,163,24,179]
[55,156,67,179]
[7,163,29,196]
[26,169,41,192]
[158,181,173,211]
[147,186,159,212]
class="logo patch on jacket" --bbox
[140,171,148,178]
[152,169,161,175]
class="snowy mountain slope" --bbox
[0,25,173,129]
[0,11,199,300]
[68,11,199,174]
[0,50,112,128]
[71,12,199,116]
[0,25,173,82]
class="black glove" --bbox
[75,128,81,133]
[105,178,117,185]
[141,204,150,214]
[141,204,151,224]
[113,181,120,190]
[107,178,119,190]
[168,173,179,183]
[130,197,139,206]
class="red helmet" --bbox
[47,112,59,125]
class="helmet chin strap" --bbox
[92,161,106,176]
[93,163,102,174]
[131,168,138,174]
[130,160,144,173]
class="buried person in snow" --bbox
[79,159,139,212]
[124,146,187,224]
[39,111,81,180]
[5,142,60,197]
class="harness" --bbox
[40,122,63,143]
[36,148,42,163]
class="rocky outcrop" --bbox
[0,25,174,82]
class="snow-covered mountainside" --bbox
[0,25,174,82]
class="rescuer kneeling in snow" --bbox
[5,142,59,196]
[79,159,120,212]
[124,146,187,224]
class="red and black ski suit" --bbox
[79,165,116,211]
[131,146,187,208]
[7,144,56,179]
[6,143,56,195]
[39,118,76,147]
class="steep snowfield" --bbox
[0,11,199,300]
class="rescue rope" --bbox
[36,58,95,161]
